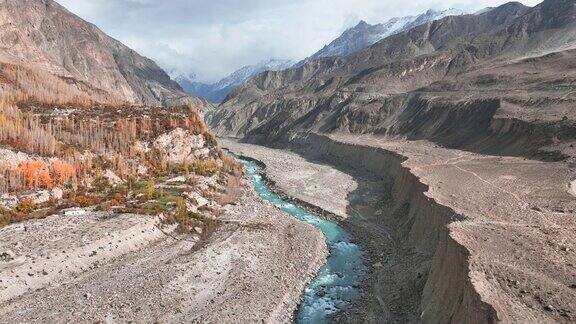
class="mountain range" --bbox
[209,3,576,320]
[177,8,466,104]
[210,0,576,162]
[300,8,466,64]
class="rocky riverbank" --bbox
[0,178,327,323]
[223,138,403,322]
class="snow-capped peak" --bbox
[169,70,197,84]
[302,7,468,63]
[213,59,295,90]
[176,58,295,103]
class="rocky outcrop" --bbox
[152,128,209,163]
[0,149,30,169]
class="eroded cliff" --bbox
[272,132,576,323]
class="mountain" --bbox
[178,59,294,104]
[300,8,466,64]
[0,0,197,107]
[210,0,576,160]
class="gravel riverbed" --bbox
[0,181,328,323]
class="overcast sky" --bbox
[55,0,542,82]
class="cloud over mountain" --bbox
[56,0,541,82]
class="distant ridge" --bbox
[177,59,294,104]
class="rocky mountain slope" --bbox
[211,0,576,161]
[0,0,197,107]
[178,59,294,103]
[300,9,466,64]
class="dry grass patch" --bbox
[217,173,243,206]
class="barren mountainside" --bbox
[0,0,198,106]
[211,0,576,161]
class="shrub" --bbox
[73,195,97,207]
[15,198,36,214]
[171,197,192,233]
[0,207,10,226]
[190,159,219,176]
[18,160,53,189]
[221,155,243,175]
[92,177,111,193]
[183,158,190,177]
[108,193,125,207]
[146,177,156,200]
[204,131,218,148]
[52,160,76,184]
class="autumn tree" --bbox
[52,159,77,185]
[18,160,53,189]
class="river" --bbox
[242,160,365,323]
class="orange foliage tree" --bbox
[52,159,77,185]
[18,160,53,189]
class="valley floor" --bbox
[0,181,327,323]
[223,139,402,322]
[223,133,576,323]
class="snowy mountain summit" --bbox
[177,8,469,103]
[303,8,466,62]
[213,59,294,92]
[177,59,294,103]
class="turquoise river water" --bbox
[242,160,365,323]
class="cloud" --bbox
[56,0,543,82]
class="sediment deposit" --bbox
[0,184,327,323]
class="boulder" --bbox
[63,208,87,216]
[0,149,30,169]
[51,187,64,200]
[137,165,148,176]
[166,176,187,183]
[22,190,51,204]
[183,191,209,207]
[103,169,124,186]
[0,194,19,210]
[193,148,211,159]
[153,128,206,163]
[0,250,15,262]
[133,140,151,153]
